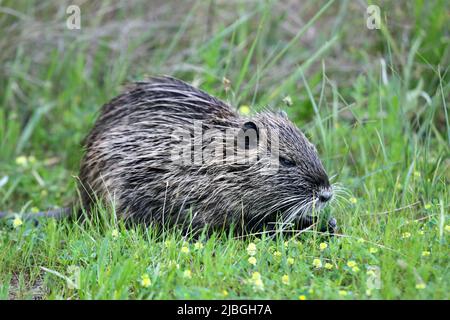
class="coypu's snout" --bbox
[318,189,333,204]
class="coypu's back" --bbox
[78,76,334,234]
[79,77,240,226]
[83,76,238,150]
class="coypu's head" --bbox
[209,110,334,232]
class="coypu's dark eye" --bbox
[279,156,296,167]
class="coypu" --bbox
[2,76,337,235]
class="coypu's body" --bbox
[78,76,334,233]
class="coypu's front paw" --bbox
[320,217,337,235]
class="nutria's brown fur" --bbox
[77,76,335,234]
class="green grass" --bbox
[0,0,448,299]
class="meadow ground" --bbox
[0,1,448,299]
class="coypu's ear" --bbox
[243,121,259,133]
[238,121,259,150]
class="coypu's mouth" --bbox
[292,196,336,233]
[246,207,337,235]
[296,214,337,234]
[246,193,336,234]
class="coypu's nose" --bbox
[318,190,332,203]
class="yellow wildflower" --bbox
[222,290,229,297]
[319,242,328,251]
[369,247,378,254]
[445,225,450,232]
[194,242,204,250]
[338,290,347,297]
[250,272,264,290]
[140,274,151,288]
[287,257,295,265]
[15,156,28,167]
[251,272,261,281]
[282,96,293,106]
[424,203,432,210]
[298,295,306,300]
[273,251,282,258]
[281,275,289,285]
[183,270,192,279]
[111,229,119,238]
[347,261,357,268]
[401,232,411,239]
[13,217,23,228]
[181,246,190,254]
[349,197,357,204]
[421,251,430,257]
[247,243,257,256]
[239,105,251,116]
[352,266,360,272]
[248,257,257,266]
[31,207,39,213]
[415,283,426,290]
[253,278,264,290]
[324,263,333,270]
[312,258,322,268]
